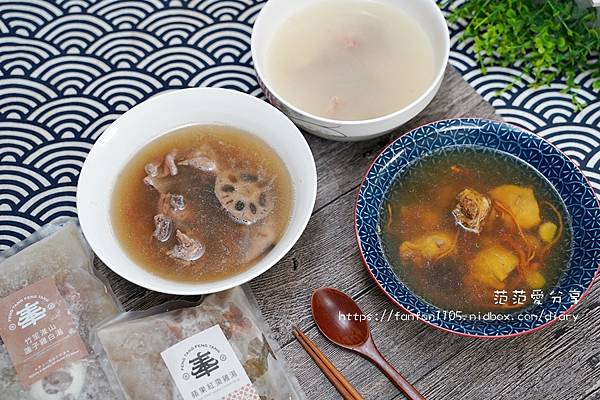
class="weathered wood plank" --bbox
[279,283,472,400]
[408,283,600,400]
[259,188,600,400]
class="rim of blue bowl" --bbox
[354,118,600,338]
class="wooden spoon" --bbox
[311,287,426,400]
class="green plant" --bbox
[448,0,600,106]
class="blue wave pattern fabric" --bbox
[0,0,598,249]
[0,0,263,249]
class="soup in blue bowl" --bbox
[355,118,600,337]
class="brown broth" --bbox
[380,147,572,313]
[111,125,293,282]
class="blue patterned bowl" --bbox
[355,118,600,337]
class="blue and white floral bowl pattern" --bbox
[355,118,600,337]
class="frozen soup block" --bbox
[0,220,122,400]
[93,286,304,400]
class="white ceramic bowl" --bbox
[77,88,317,295]
[252,0,450,141]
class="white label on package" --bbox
[161,325,259,400]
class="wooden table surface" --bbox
[95,67,600,400]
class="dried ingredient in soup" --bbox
[380,147,572,312]
[111,125,293,282]
[0,220,121,400]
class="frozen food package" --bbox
[93,286,304,400]
[0,218,122,399]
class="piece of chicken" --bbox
[167,230,205,261]
[152,213,173,243]
[177,153,216,173]
[144,151,217,192]
[400,232,455,267]
[157,193,191,223]
[152,192,191,243]
[143,153,177,193]
[144,151,178,180]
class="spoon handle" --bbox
[361,343,426,400]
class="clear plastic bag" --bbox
[92,286,304,400]
[0,218,122,399]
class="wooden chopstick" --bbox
[293,326,364,400]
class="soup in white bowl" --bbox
[266,0,435,121]
[111,125,294,283]
[77,88,317,295]
[252,0,449,140]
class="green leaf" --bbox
[449,0,600,103]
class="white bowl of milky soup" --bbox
[78,88,317,295]
[252,0,449,141]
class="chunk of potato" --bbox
[490,185,541,230]
[399,232,454,266]
[469,245,519,289]
[538,222,557,243]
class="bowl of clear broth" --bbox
[355,119,600,337]
[251,0,449,141]
[78,88,317,295]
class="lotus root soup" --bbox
[111,125,293,282]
